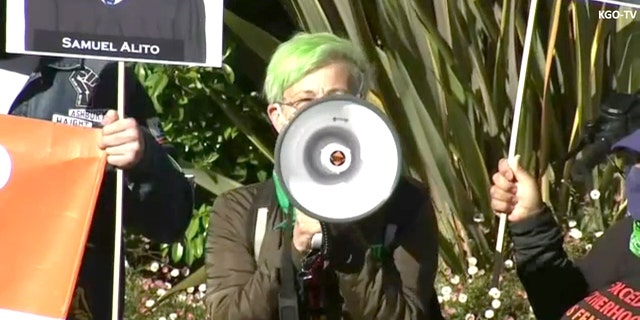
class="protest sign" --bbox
[2,1,222,318]
[0,114,107,320]
[5,0,223,67]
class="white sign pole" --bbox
[492,0,539,289]
[111,61,125,320]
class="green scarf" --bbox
[630,221,640,257]
[273,172,295,231]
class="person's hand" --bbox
[490,156,543,222]
[98,110,144,170]
[293,210,322,254]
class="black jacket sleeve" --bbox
[94,62,194,243]
[174,0,207,63]
[510,207,633,319]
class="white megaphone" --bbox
[274,94,402,223]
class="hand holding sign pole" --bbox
[490,0,540,290]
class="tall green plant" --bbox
[133,41,276,267]
[264,0,640,271]
[155,0,640,303]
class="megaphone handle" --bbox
[310,233,323,250]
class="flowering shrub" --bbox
[122,218,604,319]
[433,220,603,320]
[436,258,535,320]
[434,257,534,320]
[124,259,207,320]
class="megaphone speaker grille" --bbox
[302,126,361,183]
[274,95,402,223]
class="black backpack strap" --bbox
[279,224,300,320]
[383,178,426,251]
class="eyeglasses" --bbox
[276,78,366,114]
[279,90,351,111]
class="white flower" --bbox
[187,287,195,294]
[586,244,593,251]
[467,266,478,276]
[590,189,601,200]
[569,228,583,240]
[450,275,460,285]
[148,262,160,273]
[199,283,207,293]
[595,231,604,238]
[145,299,155,308]
[484,309,495,318]
[458,293,468,303]
[568,220,577,228]
[504,259,514,269]
[473,213,485,223]
[442,294,451,301]
[169,314,178,320]
[182,268,190,277]
[441,286,452,296]
[124,259,130,269]
[467,257,478,266]
[156,289,166,297]
[177,293,187,302]
[492,299,501,309]
[165,283,172,289]
[158,317,166,320]
[170,268,180,278]
[437,295,443,303]
[464,313,475,320]
[489,287,501,299]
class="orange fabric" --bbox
[0,114,107,319]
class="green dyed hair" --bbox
[263,32,370,104]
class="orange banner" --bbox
[0,114,107,320]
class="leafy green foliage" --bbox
[134,61,274,181]
[219,0,640,273]
[132,45,277,267]
[157,204,210,267]
[129,0,640,313]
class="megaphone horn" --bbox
[274,94,402,223]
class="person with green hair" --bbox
[204,32,443,320]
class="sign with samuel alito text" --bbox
[4,0,223,67]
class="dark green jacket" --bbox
[204,175,443,319]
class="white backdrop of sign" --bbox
[5,0,223,67]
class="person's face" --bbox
[267,61,358,133]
